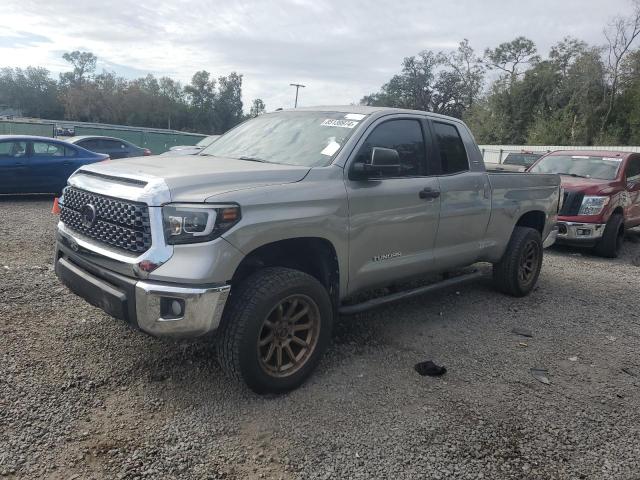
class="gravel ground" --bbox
[2,197,640,480]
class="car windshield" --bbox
[199,111,366,167]
[504,153,541,167]
[529,154,623,180]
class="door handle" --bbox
[419,187,441,200]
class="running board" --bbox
[338,270,485,315]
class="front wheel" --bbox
[217,267,333,394]
[493,226,543,297]
[594,214,624,258]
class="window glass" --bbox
[32,142,67,157]
[79,139,100,151]
[433,122,469,174]
[0,141,27,158]
[626,157,640,181]
[354,119,426,177]
[100,139,127,150]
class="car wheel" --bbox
[493,226,543,297]
[217,267,333,394]
[594,214,624,258]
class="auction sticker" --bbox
[321,119,359,128]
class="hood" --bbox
[560,175,623,196]
[78,154,311,202]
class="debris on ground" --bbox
[414,360,447,377]
[606,335,617,342]
[530,368,551,385]
[518,342,528,348]
[511,327,533,338]
[622,368,638,377]
[568,356,578,362]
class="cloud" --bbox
[0,31,51,48]
[0,0,633,111]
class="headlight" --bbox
[578,196,609,216]
[162,203,241,244]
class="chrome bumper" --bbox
[55,243,231,338]
[136,282,230,337]
[556,222,606,242]
[543,225,559,248]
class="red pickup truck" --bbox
[529,150,640,257]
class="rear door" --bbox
[344,115,441,294]
[624,155,640,227]
[27,140,80,193]
[429,120,491,270]
[0,139,28,193]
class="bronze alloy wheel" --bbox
[257,294,321,378]
[518,239,539,285]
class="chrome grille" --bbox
[559,190,584,216]
[60,187,152,254]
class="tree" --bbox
[484,36,540,82]
[214,72,243,133]
[600,0,640,135]
[60,51,97,87]
[435,39,485,116]
[249,98,266,117]
[184,71,216,132]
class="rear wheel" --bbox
[493,227,543,297]
[217,267,333,394]
[594,214,624,258]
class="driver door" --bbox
[344,116,441,295]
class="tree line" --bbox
[0,51,266,134]
[362,1,640,145]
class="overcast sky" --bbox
[0,0,634,111]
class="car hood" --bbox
[560,175,623,196]
[77,155,311,203]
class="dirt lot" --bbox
[1,197,640,480]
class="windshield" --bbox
[529,154,622,180]
[199,111,366,167]
[504,153,541,167]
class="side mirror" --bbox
[371,147,400,168]
[350,147,401,180]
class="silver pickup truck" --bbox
[54,106,560,393]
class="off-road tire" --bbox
[594,214,624,258]
[217,267,333,394]
[493,226,543,297]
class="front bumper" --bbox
[556,221,606,244]
[55,242,230,338]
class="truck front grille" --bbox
[60,187,152,254]
[559,190,584,216]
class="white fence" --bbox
[479,145,640,164]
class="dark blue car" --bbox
[0,135,108,195]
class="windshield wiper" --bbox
[237,156,268,163]
[557,172,589,178]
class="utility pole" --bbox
[289,83,306,108]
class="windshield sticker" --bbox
[571,156,589,159]
[321,140,341,156]
[344,113,366,121]
[321,119,359,129]
[602,157,623,162]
